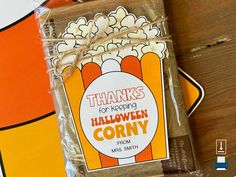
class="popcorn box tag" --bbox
[53,6,169,171]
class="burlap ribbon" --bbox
[42,13,171,89]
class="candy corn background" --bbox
[0,1,204,176]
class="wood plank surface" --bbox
[164,0,236,176]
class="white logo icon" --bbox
[216,139,227,155]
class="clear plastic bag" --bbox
[35,0,201,176]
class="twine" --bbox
[42,13,171,90]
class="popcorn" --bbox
[56,6,166,72]
[59,33,76,48]
[79,21,98,38]
[66,17,87,35]
[108,6,129,29]
[142,41,166,59]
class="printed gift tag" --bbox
[53,6,169,171]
